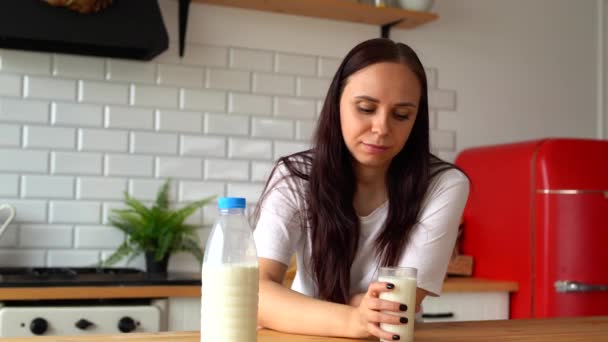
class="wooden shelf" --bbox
[192,0,439,30]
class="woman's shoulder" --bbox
[426,164,470,201]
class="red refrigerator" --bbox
[455,138,608,319]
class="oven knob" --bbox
[75,318,94,330]
[118,317,136,333]
[30,318,48,335]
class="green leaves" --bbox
[100,178,216,267]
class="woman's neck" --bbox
[353,164,388,216]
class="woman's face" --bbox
[339,62,421,171]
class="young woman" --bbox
[253,38,469,341]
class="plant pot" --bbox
[145,251,170,273]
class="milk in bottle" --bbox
[201,197,259,342]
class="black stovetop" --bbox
[0,267,201,287]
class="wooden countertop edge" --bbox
[0,278,518,301]
[0,286,201,301]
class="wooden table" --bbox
[3,316,607,341]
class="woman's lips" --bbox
[361,142,389,154]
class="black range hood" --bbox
[0,0,169,60]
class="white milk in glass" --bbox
[378,267,417,342]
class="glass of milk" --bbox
[377,267,417,342]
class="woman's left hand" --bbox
[349,292,422,313]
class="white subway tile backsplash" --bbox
[78,128,128,152]
[23,125,75,149]
[47,250,100,267]
[431,130,456,151]
[181,88,226,111]
[131,84,179,109]
[202,204,219,226]
[2,199,47,223]
[180,135,226,157]
[426,68,438,88]
[206,68,250,91]
[182,45,228,67]
[77,177,127,200]
[131,131,178,154]
[101,201,127,224]
[51,151,102,175]
[100,249,145,269]
[0,74,22,97]
[104,154,153,177]
[0,174,19,196]
[50,201,101,223]
[252,73,295,96]
[429,89,457,111]
[228,138,271,159]
[0,50,50,75]
[129,179,177,201]
[53,54,105,79]
[437,151,457,163]
[0,123,20,147]
[251,162,274,182]
[274,97,316,119]
[227,183,264,203]
[156,110,203,133]
[105,106,154,130]
[156,157,202,178]
[178,203,203,226]
[106,59,156,84]
[0,98,49,123]
[19,224,73,248]
[228,93,272,116]
[318,57,341,78]
[230,48,273,72]
[275,53,316,76]
[316,100,324,118]
[0,250,45,267]
[22,175,74,199]
[178,181,225,201]
[0,224,17,247]
[2,43,456,270]
[0,149,48,172]
[75,225,124,248]
[296,120,316,141]
[51,102,103,127]
[205,159,248,181]
[158,64,204,88]
[252,118,294,139]
[297,77,330,98]
[79,80,129,105]
[274,141,309,159]
[429,111,437,130]
[205,113,249,136]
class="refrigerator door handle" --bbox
[555,280,608,293]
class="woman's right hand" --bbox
[350,281,409,341]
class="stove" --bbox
[0,267,200,287]
[0,267,201,337]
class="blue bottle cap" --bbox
[218,197,246,209]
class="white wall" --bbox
[163,0,600,154]
[0,0,600,271]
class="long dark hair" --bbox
[255,38,457,304]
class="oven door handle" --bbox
[555,280,608,293]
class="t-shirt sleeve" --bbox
[253,164,303,267]
[398,168,470,297]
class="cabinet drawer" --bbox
[422,292,509,322]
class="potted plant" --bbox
[101,179,215,273]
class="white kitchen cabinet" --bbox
[421,291,509,322]
[167,298,201,331]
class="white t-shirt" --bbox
[253,159,470,298]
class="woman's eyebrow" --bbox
[354,95,416,107]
